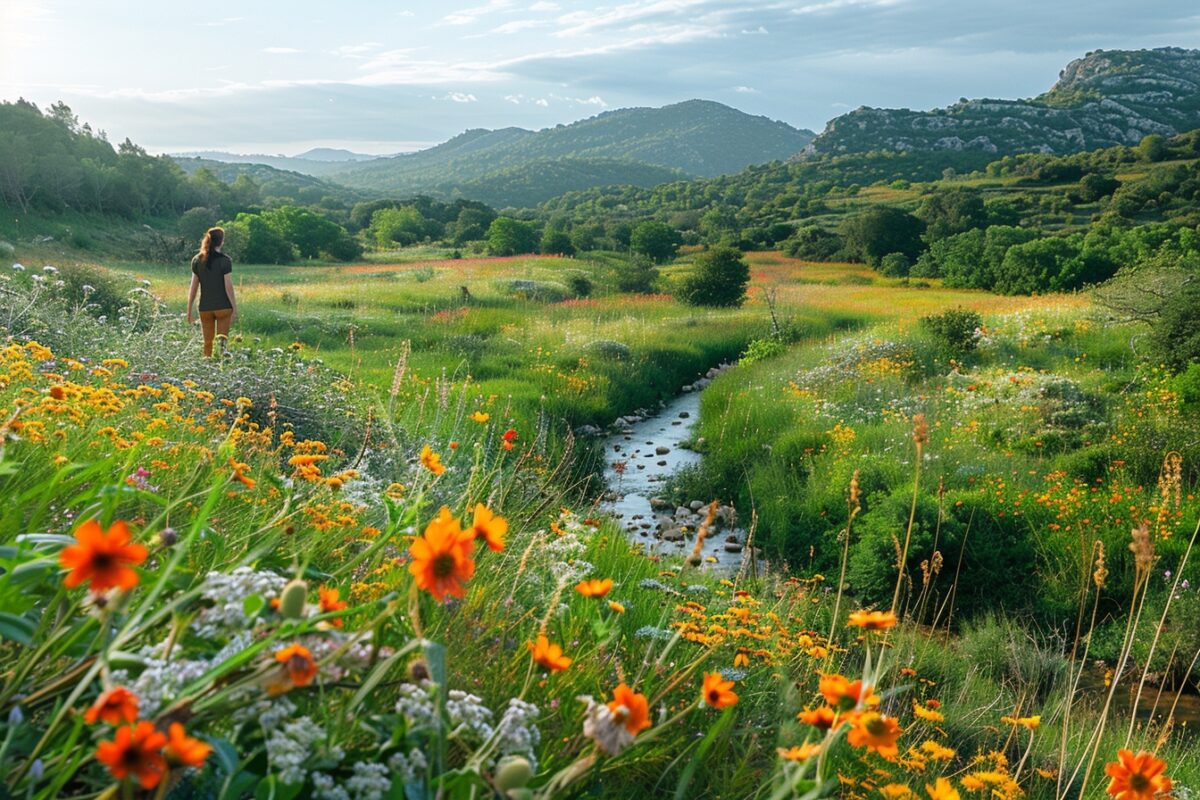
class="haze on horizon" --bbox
[3,0,1199,156]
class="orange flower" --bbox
[267,644,318,694]
[164,722,212,768]
[317,586,348,627]
[847,711,903,759]
[847,609,897,630]
[575,578,613,598]
[608,683,651,735]
[95,721,167,789]
[777,742,821,761]
[797,706,843,731]
[819,674,874,712]
[701,672,738,709]
[608,600,625,613]
[913,701,945,723]
[408,507,475,601]
[502,429,518,451]
[84,686,139,725]
[59,520,147,593]
[467,504,507,552]
[528,634,572,672]
[926,778,960,800]
[1105,749,1172,799]
[420,445,445,476]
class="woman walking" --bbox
[186,227,237,357]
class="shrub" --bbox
[178,206,220,244]
[838,207,925,267]
[541,228,575,257]
[629,221,681,263]
[740,337,787,365]
[587,339,631,360]
[564,271,593,297]
[677,246,749,308]
[486,217,538,256]
[920,308,982,355]
[1148,282,1200,372]
[783,226,843,261]
[878,252,910,277]
[616,254,659,294]
[500,279,568,302]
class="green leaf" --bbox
[243,593,266,619]
[255,775,302,800]
[0,611,36,644]
[674,705,733,800]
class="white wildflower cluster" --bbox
[542,532,586,560]
[495,698,541,770]
[305,635,384,681]
[311,772,349,800]
[394,682,438,730]
[445,690,494,741]
[549,557,592,583]
[110,632,252,717]
[231,693,297,730]
[344,762,392,800]
[578,695,634,756]
[265,717,343,785]
[196,566,287,635]
[386,748,428,783]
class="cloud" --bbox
[441,0,516,26]
[529,1,559,10]
[198,16,244,27]
[535,98,549,107]
[742,25,768,34]
[444,91,478,102]
[734,85,760,94]
[492,19,551,34]
[331,42,383,59]
[262,47,302,54]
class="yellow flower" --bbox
[925,777,960,800]
[420,445,445,476]
[469,411,490,423]
[607,601,625,614]
[913,702,945,723]
[1000,714,1040,731]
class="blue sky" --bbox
[3,0,1199,154]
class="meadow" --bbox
[0,247,1196,800]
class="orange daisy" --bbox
[408,507,476,601]
[847,609,898,630]
[701,672,739,709]
[317,586,348,627]
[819,673,875,712]
[84,686,139,725]
[777,742,821,761]
[847,711,904,760]
[607,683,651,735]
[95,721,167,789]
[59,519,147,593]
[575,578,614,598]
[1105,749,1172,799]
[267,644,318,694]
[528,634,573,672]
[164,722,212,769]
[467,504,507,552]
[797,705,843,731]
[419,445,445,476]
[926,778,960,800]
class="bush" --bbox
[178,206,220,244]
[564,271,592,297]
[920,308,982,355]
[1148,282,1200,372]
[839,207,925,267]
[541,228,575,257]
[677,246,749,307]
[783,226,843,261]
[630,221,681,263]
[486,217,538,256]
[878,252,910,277]
[222,213,295,264]
[616,254,659,294]
[740,337,787,365]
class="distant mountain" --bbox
[293,147,376,162]
[806,47,1200,159]
[171,157,366,204]
[169,150,379,177]
[329,100,814,204]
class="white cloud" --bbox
[198,16,243,27]
[734,85,760,93]
[742,25,768,34]
[529,1,559,10]
[262,47,302,54]
[504,94,523,103]
[441,0,515,26]
[331,42,383,59]
[535,98,549,107]
[492,19,551,33]
[444,91,478,102]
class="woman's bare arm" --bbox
[187,274,199,323]
[224,274,237,322]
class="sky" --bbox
[3,0,1199,155]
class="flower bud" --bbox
[278,578,308,619]
[494,756,533,792]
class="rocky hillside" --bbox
[807,47,1200,157]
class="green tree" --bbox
[1077,173,1121,202]
[450,207,495,244]
[838,207,925,267]
[918,188,987,241]
[261,206,347,259]
[878,252,911,277]
[486,217,538,256]
[1137,134,1168,163]
[370,206,430,247]
[223,213,295,264]
[616,254,659,293]
[677,245,749,307]
[178,206,219,245]
[540,228,576,256]
[630,221,682,262]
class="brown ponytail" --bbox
[198,227,225,269]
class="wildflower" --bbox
[1104,749,1172,799]
[701,672,738,709]
[913,702,945,723]
[797,706,841,731]
[576,578,613,597]
[607,683,651,735]
[267,644,318,694]
[502,428,518,451]
[579,696,634,756]
[528,635,572,672]
[470,411,490,423]
[920,740,955,761]
[95,721,167,789]
[408,507,475,601]
[608,601,625,614]
[317,586,348,627]
[60,519,147,593]
[777,743,820,761]
[733,649,750,668]
[467,503,507,552]
[1000,714,1040,731]
[880,785,917,799]
[164,722,212,768]
[847,609,897,630]
[847,711,903,759]
[84,686,139,725]
[228,458,256,489]
[819,674,874,712]
[419,445,445,476]
[926,777,960,800]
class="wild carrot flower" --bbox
[528,635,572,672]
[701,672,738,709]
[60,520,147,593]
[164,722,212,768]
[607,683,650,735]
[925,777,960,800]
[777,743,820,761]
[84,686,139,725]
[266,644,318,694]
[408,507,475,601]
[1104,749,1172,799]
[420,445,446,476]
[847,711,903,759]
[95,721,167,789]
[317,586,348,627]
[467,504,507,552]
[848,609,897,630]
[576,578,613,597]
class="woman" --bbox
[186,227,237,357]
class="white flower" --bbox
[386,748,427,783]
[345,762,391,800]
[394,682,438,730]
[265,716,338,785]
[496,698,541,770]
[445,690,494,741]
[11,263,24,272]
[578,695,634,756]
[196,566,286,634]
[42,265,58,274]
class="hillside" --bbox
[329,100,813,201]
[807,47,1200,160]
[171,157,368,205]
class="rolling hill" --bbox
[806,47,1200,160]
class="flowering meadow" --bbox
[1,254,1196,799]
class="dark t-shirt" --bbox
[191,252,233,311]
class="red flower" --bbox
[95,721,167,789]
[59,520,147,593]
